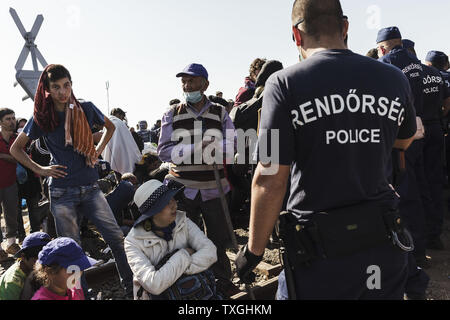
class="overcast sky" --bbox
[1,0,449,128]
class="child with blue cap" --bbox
[124,180,218,300]
[32,237,99,300]
[0,232,51,300]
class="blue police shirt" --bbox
[422,65,446,123]
[379,46,424,117]
[23,102,105,188]
[258,49,416,216]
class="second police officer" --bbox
[236,0,417,299]
[421,50,450,250]
[376,26,429,270]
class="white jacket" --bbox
[124,211,217,299]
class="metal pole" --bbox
[212,164,238,250]
[106,81,110,115]
[212,163,257,299]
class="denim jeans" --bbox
[0,183,19,241]
[49,183,133,295]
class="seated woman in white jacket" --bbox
[124,180,218,300]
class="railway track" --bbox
[84,254,282,300]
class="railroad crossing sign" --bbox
[10,7,48,101]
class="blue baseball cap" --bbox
[176,63,209,80]
[425,50,448,65]
[38,237,100,270]
[14,232,51,259]
[402,39,415,49]
[377,27,402,43]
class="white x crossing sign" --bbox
[10,7,48,101]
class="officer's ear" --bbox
[342,19,349,42]
[378,45,387,57]
[292,26,302,47]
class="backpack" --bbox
[136,249,222,300]
[229,95,263,133]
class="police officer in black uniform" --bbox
[398,40,450,299]
[425,51,450,89]
[425,51,450,182]
[235,0,417,299]
[376,27,431,269]
[421,50,450,249]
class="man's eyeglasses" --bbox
[293,18,305,30]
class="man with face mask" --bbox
[157,63,238,297]
[236,0,417,300]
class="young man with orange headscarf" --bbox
[10,64,133,297]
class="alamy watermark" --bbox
[66,5,81,30]
[170,121,280,175]
[367,265,381,290]
[366,5,381,30]
[66,265,82,290]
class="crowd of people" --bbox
[0,0,449,301]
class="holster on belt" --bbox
[278,201,413,268]
[278,212,318,267]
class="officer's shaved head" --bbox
[292,0,344,40]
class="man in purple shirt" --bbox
[157,63,238,297]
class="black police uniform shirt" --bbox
[258,49,416,217]
[440,70,450,124]
[422,64,446,123]
[440,70,450,96]
[379,46,424,117]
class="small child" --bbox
[0,232,51,300]
[32,237,99,300]
[125,180,218,300]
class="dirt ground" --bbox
[424,195,450,300]
[1,193,449,300]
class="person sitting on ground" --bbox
[0,232,51,300]
[32,237,100,300]
[134,147,166,184]
[106,173,139,236]
[124,180,217,300]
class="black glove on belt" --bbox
[235,244,263,284]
